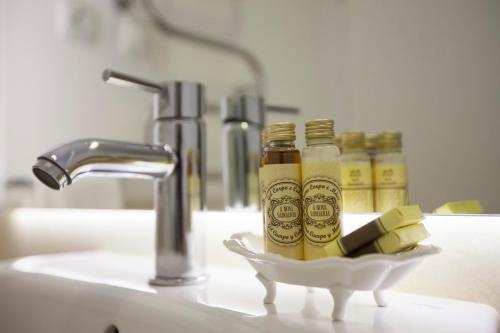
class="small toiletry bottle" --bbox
[301,119,342,260]
[374,132,408,212]
[262,122,303,259]
[340,132,374,212]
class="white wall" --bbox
[347,0,500,212]
[1,0,499,212]
[238,0,500,212]
[238,0,353,142]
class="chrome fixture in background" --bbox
[110,0,300,211]
[221,95,264,210]
[33,69,206,286]
[220,95,299,211]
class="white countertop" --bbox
[1,251,498,333]
[4,208,500,312]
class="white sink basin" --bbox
[2,210,500,332]
[0,251,498,333]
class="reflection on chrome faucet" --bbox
[32,139,176,189]
[221,95,264,211]
[32,69,207,287]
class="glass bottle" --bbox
[301,119,342,260]
[261,122,303,259]
[374,132,408,212]
[340,131,374,212]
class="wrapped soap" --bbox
[349,223,429,257]
[434,200,484,214]
[324,205,424,256]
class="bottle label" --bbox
[263,164,303,247]
[374,163,407,188]
[375,163,408,212]
[247,170,260,208]
[302,176,342,246]
[341,161,374,212]
[258,166,265,210]
[341,162,373,189]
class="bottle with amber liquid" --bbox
[301,119,342,260]
[340,131,374,212]
[374,132,408,212]
[261,122,303,259]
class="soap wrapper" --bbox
[349,223,430,257]
[434,200,484,214]
[324,205,424,257]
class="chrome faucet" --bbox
[32,70,207,286]
[220,95,299,211]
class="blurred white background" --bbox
[1,0,499,212]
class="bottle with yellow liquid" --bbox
[340,131,374,212]
[374,132,408,212]
[262,122,303,259]
[301,119,342,260]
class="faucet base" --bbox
[149,275,207,287]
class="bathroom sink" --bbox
[2,210,500,332]
[0,250,498,333]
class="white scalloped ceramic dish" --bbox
[223,232,441,321]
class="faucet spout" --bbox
[32,138,177,190]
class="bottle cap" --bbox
[305,119,335,144]
[341,131,365,149]
[266,122,296,142]
[378,131,402,150]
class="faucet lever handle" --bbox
[102,69,162,94]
